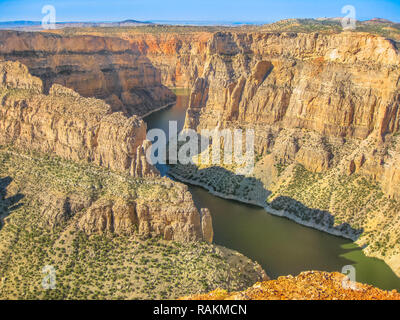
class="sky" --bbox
[0,0,399,23]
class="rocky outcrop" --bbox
[186,32,400,140]
[135,191,202,241]
[173,31,400,276]
[43,29,213,89]
[77,199,137,235]
[0,60,42,92]
[200,208,213,243]
[117,32,212,88]
[0,30,175,116]
[39,183,210,242]
[181,271,400,300]
[76,182,209,241]
[183,31,400,200]
[0,61,157,177]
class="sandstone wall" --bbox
[0,60,156,177]
[117,32,212,88]
[174,31,400,274]
[187,32,400,140]
[73,182,208,242]
[185,31,400,197]
[0,30,175,116]
[0,60,213,243]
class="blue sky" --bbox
[0,0,399,23]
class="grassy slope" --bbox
[169,137,400,277]
[0,146,264,299]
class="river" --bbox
[144,90,400,291]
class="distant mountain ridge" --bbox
[1,17,399,31]
[0,19,153,30]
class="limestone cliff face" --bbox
[185,31,400,192]
[175,31,400,276]
[0,150,212,247]
[200,208,213,243]
[37,174,211,242]
[118,32,212,88]
[187,32,400,140]
[0,61,213,243]
[45,29,213,89]
[0,60,156,177]
[0,30,175,116]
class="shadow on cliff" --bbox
[169,162,363,241]
[167,131,362,242]
[1,30,176,116]
[0,177,24,230]
[169,164,381,279]
[269,195,364,239]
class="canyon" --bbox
[0,20,399,298]
[0,59,214,242]
[179,30,400,277]
[0,59,266,299]
[0,30,175,116]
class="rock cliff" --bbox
[178,31,400,275]
[0,60,156,177]
[0,60,212,242]
[44,28,214,89]
[0,30,175,116]
[115,32,212,88]
[186,32,400,141]
[0,145,262,299]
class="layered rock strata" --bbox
[32,169,208,241]
[178,32,400,275]
[43,29,214,89]
[186,32,400,142]
[0,60,213,242]
[0,30,175,116]
[0,60,156,177]
[114,32,212,88]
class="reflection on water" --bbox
[189,186,400,290]
[144,92,189,176]
[144,92,400,291]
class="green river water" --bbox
[144,91,400,291]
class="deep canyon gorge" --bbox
[0,21,400,299]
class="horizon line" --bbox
[0,17,398,24]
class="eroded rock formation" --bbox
[0,60,213,242]
[0,60,156,177]
[0,30,175,116]
[178,31,400,275]
[74,182,208,241]
[183,31,400,200]
[200,208,213,243]
[186,32,400,140]
[117,32,212,88]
